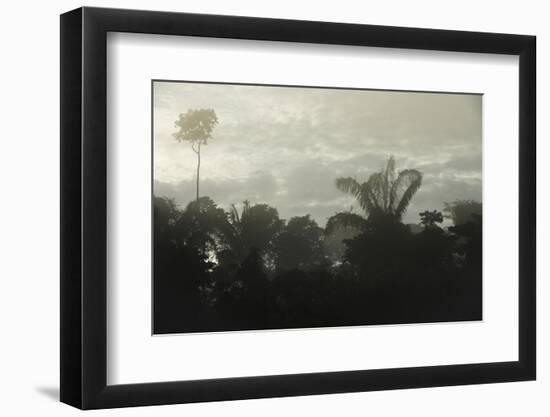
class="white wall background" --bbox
[0,0,545,415]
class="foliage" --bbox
[335,156,422,221]
[449,214,482,268]
[443,200,482,226]
[274,215,326,271]
[173,108,218,146]
[325,211,367,235]
[322,224,360,263]
[173,108,219,201]
[153,196,216,333]
[176,196,228,256]
[419,210,444,229]
[218,200,284,268]
[153,172,482,333]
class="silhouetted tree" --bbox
[323,224,360,263]
[154,196,180,243]
[327,156,422,233]
[214,248,272,329]
[219,200,284,268]
[447,212,482,319]
[173,109,218,201]
[449,213,482,269]
[325,210,368,235]
[177,196,227,257]
[274,215,325,271]
[419,210,444,229]
[444,200,482,226]
[153,196,215,333]
[344,215,414,284]
[411,224,455,270]
[152,156,482,333]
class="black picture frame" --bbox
[60,6,536,410]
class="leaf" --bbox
[392,169,422,219]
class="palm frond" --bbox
[336,156,423,221]
[382,156,395,211]
[393,169,422,219]
[229,204,240,225]
[335,177,362,198]
[362,173,384,214]
[220,204,243,249]
[336,177,371,213]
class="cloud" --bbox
[154,170,278,207]
[153,81,482,227]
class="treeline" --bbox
[153,195,482,333]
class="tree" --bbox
[327,156,422,233]
[343,215,414,285]
[274,215,325,271]
[449,213,482,268]
[419,210,443,229]
[322,224,360,263]
[177,196,228,257]
[443,200,482,226]
[153,196,215,333]
[219,200,284,267]
[214,247,272,328]
[325,211,368,235]
[153,196,180,243]
[173,109,218,201]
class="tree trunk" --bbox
[196,142,201,201]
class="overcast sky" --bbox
[153,81,482,226]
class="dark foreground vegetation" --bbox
[153,157,482,333]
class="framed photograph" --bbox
[60,6,536,409]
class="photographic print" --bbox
[152,81,482,334]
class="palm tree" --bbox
[326,156,422,234]
[219,200,284,265]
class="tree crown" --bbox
[173,108,218,146]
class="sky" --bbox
[153,81,482,227]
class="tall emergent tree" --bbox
[173,109,218,201]
[326,156,422,233]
